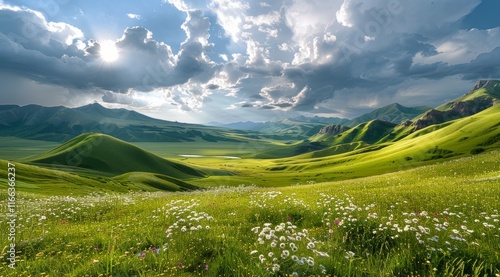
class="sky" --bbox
[0,0,499,123]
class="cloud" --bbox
[205,0,499,115]
[102,91,149,107]
[2,0,500,121]
[127,13,141,20]
[0,3,217,111]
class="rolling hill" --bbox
[313,120,397,145]
[257,103,500,183]
[24,133,211,178]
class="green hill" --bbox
[264,104,500,181]
[25,133,208,178]
[314,120,396,145]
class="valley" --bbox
[1,80,500,276]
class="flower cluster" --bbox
[164,199,213,239]
[250,222,328,275]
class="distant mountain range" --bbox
[1,80,499,144]
[209,103,431,139]
[0,103,258,142]
[208,116,349,140]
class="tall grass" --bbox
[1,152,499,276]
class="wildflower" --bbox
[307,242,315,249]
[307,257,315,266]
[250,250,258,255]
[345,251,355,259]
[177,262,183,267]
[272,264,280,272]
[281,250,290,259]
[205,264,209,270]
[280,243,286,249]
[92,259,99,263]
[320,264,327,274]
[259,254,266,263]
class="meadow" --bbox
[1,151,499,276]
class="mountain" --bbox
[209,116,349,140]
[410,80,500,130]
[0,103,253,142]
[346,103,431,127]
[318,125,351,136]
[25,133,208,178]
[257,81,500,159]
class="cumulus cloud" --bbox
[204,0,499,114]
[0,3,219,112]
[2,0,500,121]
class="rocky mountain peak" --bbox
[318,125,350,135]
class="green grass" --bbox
[0,137,58,160]
[184,104,500,186]
[1,151,499,276]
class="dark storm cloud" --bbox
[460,47,500,80]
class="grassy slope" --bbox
[188,104,500,187]
[0,159,134,194]
[312,119,397,145]
[1,151,498,276]
[23,133,209,179]
[435,83,500,112]
[279,104,500,174]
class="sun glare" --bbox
[100,40,119,63]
